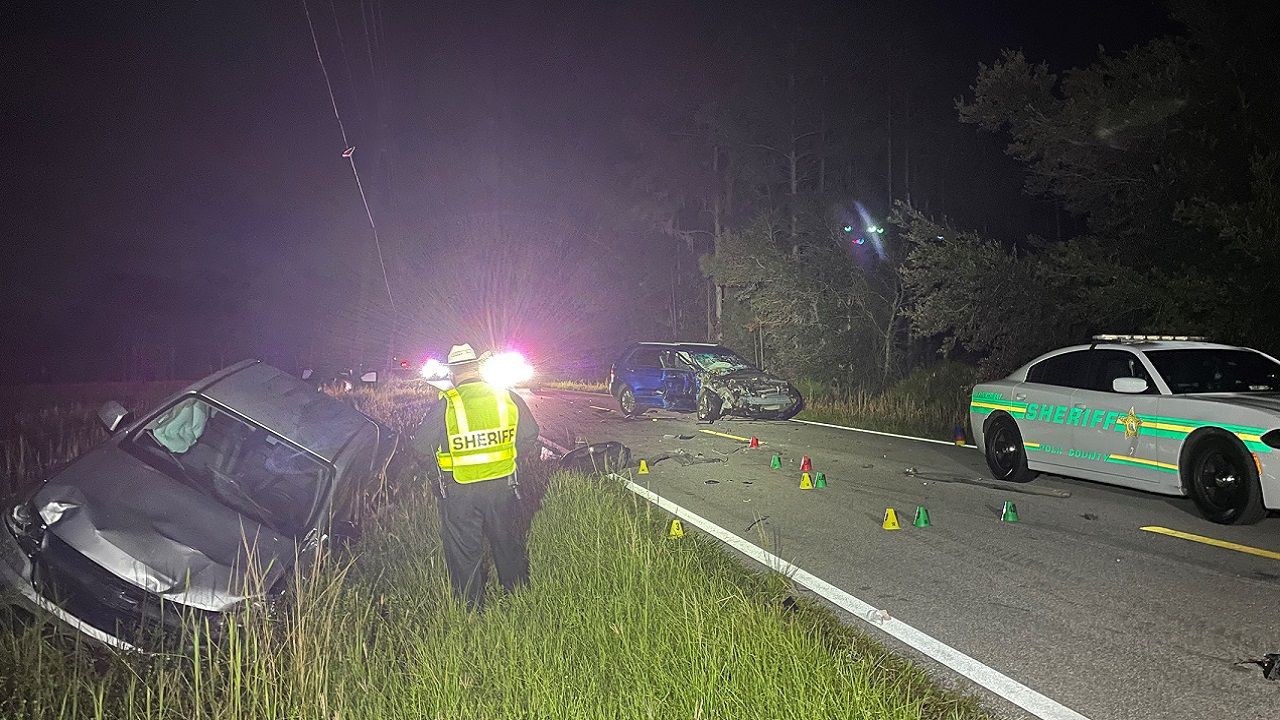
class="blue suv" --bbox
[608,342,803,422]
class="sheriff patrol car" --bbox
[970,336,1280,524]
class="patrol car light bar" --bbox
[1091,334,1208,342]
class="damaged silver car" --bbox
[608,342,804,422]
[0,360,397,651]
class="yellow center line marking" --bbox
[1140,526,1280,561]
[699,428,752,443]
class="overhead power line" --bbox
[301,0,395,314]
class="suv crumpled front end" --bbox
[699,369,804,421]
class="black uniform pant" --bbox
[438,475,529,610]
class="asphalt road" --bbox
[524,388,1280,720]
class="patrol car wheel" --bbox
[1187,436,1266,525]
[984,415,1038,483]
[617,386,640,419]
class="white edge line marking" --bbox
[791,417,978,449]
[616,476,1091,720]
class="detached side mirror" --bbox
[360,371,378,383]
[97,401,132,433]
[1113,377,1149,394]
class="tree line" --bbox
[630,2,1280,388]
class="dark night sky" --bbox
[1,0,1170,381]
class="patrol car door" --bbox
[658,350,697,412]
[1073,349,1169,489]
[1018,350,1094,470]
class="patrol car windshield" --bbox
[685,349,753,373]
[1146,349,1280,394]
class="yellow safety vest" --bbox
[435,382,520,483]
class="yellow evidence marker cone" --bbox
[799,472,814,490]
[668,518,684,539]
[882,508,901,530]
[638,459,649,474]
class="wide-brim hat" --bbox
[446,343,492,368]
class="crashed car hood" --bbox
[31,444,295,613]
[705,369,791,390]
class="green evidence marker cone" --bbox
[771,453,782,469]
[913,505,930,528]
[1000,500,1019,523]
[814,471,827,488]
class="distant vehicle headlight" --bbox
[481,351,535,389]
[420,358,449,380]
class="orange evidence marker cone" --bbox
[882,508,901,530]
[771,453,782,469]
[638,460,649,475]
[749,436,760,448]
[1000,500,1019,523]
[800,455,813,472]
[814,471,827,488]
[913,505,931,528]
[668,518,684,539]
[800,472,813,490]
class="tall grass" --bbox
[541,379,609,393]
[0,382,990,720]
[796,362,977,440]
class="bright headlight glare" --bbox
[481,351,534,388]
[420,359,448,379]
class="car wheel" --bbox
[1186,436,1266,524]
[618,386,640,419]
[697,389,722,422]
[984,415,1038,483]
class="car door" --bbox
[1072,348,1171,488]
[1017,350,1095,469]
[658,350,697,411]
[620,346,664,407]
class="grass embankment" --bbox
[541,379,609,393]
[796,362,977,441]
[0,383,989,720]
[1,381,186,499]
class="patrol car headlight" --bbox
[1261,429,1280,449]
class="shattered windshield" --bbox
[1146,349,1280,394]
[684,348,754,374]
[124,396,329,536]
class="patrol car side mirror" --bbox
[1112,377,1148,394]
